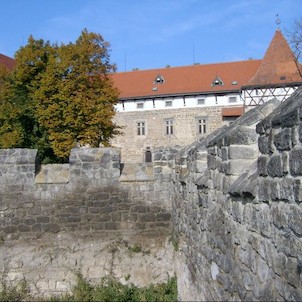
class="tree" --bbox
[0,29,120,162]
[287,18,302,61]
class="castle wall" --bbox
[0,147,175,298]
[172,90,302,301]
[1,89,302,300]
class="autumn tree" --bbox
[0,29,120,162]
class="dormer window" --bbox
[212,76,224,87]
[154,74,165,84]
[137,102,144,109]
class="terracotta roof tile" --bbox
[112,60,261,99]
[245,30,302,87]
[0,54,15,70]
[222,107,244,117]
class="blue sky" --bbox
[0,0,301,72]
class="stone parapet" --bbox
[172,89,302,301]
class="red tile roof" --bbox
[245,30,302,87]
[222,107,244,117]
[0,54,15,70]
[112,60,261,100]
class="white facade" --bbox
[115,93,243,113]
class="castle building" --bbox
[0,30,301,164]
[110,30,302,163]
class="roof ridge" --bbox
[115,59,262,74]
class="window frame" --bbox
[164,118,174,135]
[165,100,173,107]
[228,96,237,103]
[196,117,208,135]
[137,121,146,136]
[136,102,144,109]
[197,98,205,105]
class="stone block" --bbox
[138,213,156,222]
[225,159,253,176]
[258,178,270,202]
[257,155,268,176]
[156,213,171,221]
[289,148,302,176]
[228,144,258,159]
[258,135,270,154]
[267,155,283,178]
[289,205,302,236]
[104,222,120,230]
[41,223,60,233]
[273,128,291,151]
[225,126,258,145]
[207,154,218,170]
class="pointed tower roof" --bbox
[245,30,302,87]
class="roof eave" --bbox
[118,88,241,101]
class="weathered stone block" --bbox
[156,213,171,221]
[41,223,60,233]
[257,155,268,176]
[273,128,291,151]
[258,178,270,202]
[225,159,253,176]
[225,126,258,145]
[138,213,156,222]
[289,148,302,176]
[267,155,283,178]
[104,222,120,230]
[289,205,302,236]
[228,144,258,159]
[258,135,270,154]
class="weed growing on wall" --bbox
[0,279,29,301]
[0,274,177,302]
[68,273,177,302]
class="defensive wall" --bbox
[0,147,177,297]
[172,88,302,301]
[0,88,302,300]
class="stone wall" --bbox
[2,89,302,300]
[0,147,175,298]
[112,106,223,163]
[172,89,302,301]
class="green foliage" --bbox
[169,234,179,252]
[67,274,178,302]
[0,279,29,302]
[128,243,142,253]
[0,29,120,163]
[10,274,177,302]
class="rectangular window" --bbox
[137,122,145,136]
[197,118,207,135]
[197,98,205,105]
[165,119,173,135]
[165,100,172,107]
[137,102,144,109]
[228,96,237,103]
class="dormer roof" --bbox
[244,30,302,88]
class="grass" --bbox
[0,274,178,302]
